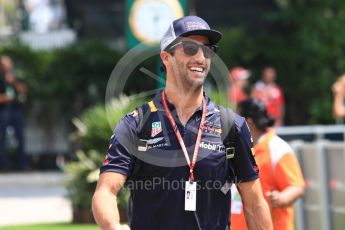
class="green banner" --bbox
[126,0,188,49]
[126,0,188,88]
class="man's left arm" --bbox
[230,114,272,229]
[237,179,273,230]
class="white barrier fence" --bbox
[277,125,345,230]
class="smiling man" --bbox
[92,16,273,230]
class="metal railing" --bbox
[276,124,345,141]
[276,124,345,230]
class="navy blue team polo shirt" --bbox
[100,92,258,230]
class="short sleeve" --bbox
[274,153,305,190]
[277,86,285,106]
[231,114,259,183]
[100,112,140,177]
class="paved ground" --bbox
[0,172,72,227]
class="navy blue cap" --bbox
[160,16,222,51]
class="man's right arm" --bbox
[92,172,130,230]
[92,109,140,230]
[230,114,273,229]
[237,179,273,230]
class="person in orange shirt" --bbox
[231,98,305,230]
[228,66,251,105]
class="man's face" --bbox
[166,35,212,90]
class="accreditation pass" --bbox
[185,181,197,211]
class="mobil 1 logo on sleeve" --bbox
[199,141,224,152]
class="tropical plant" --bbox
[64,95,143,222]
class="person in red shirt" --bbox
[251,67,285,126]
[228,66,251,106]
[231,98,305,230]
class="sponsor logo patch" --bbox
[147,137,164,144]
[204,125,222,134]
[185,21,207,30]
[151,121,162,137]
[199,141,224,152]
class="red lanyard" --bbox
[161,91,207,181]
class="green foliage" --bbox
[3,2,345,126]
[72,95,141,151]
[214,1,345,124]
[64,150,101,210]
[46,41,122,115]
[0,40,159,127]
[208,90,235,110]
[0,40,123,124]
[65,96,142,211]
[269,0,345,124]
[217,27,257,68]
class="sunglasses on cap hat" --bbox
[166,40,218,59]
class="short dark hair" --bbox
[237,98,275,131]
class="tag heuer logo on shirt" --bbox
[151,122,162,137]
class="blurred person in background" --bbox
[228,66,251,106]
[251,67,285,126]
[0,55,28,171]
[331,74,345,123]
[0,56,13,171]
[231,98,305,230]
